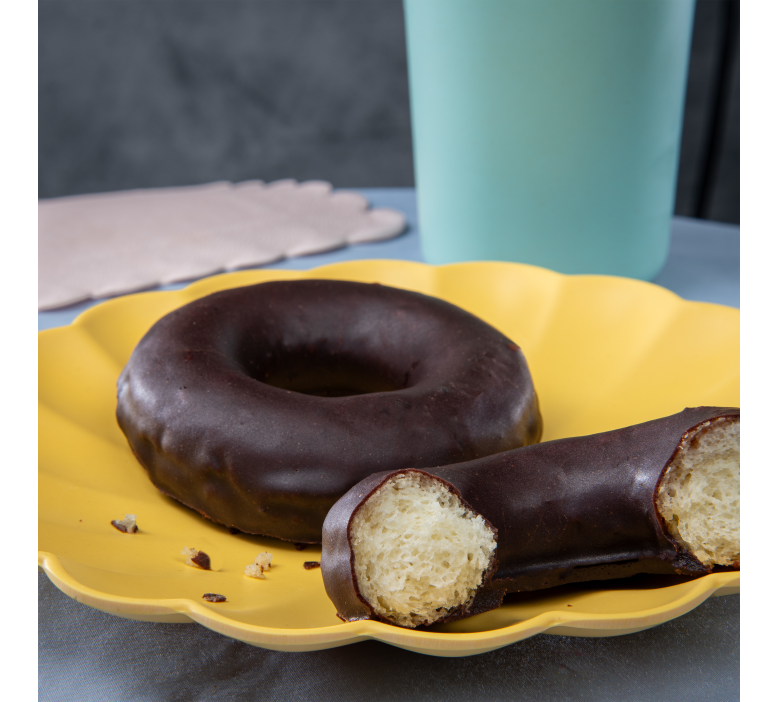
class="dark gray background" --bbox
[39,0,739,223]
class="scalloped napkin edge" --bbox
[38,179,407,310]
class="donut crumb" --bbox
[245,552,273,579]
[294,543,308,551]
[303,561,321,570]
[202,593,226,603]
[182,547,211,570]
[111,514,138,534]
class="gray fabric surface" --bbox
[38,188,740,699]
[653,215,740,308]
[38,572,739,702]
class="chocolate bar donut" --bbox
[116,279,542,543]
[321,407,739,628]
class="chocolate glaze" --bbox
[116,280,542,543]
[321,407,739,625]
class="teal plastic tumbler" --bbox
[403,0,696,279]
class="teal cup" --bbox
[403,0,696,279]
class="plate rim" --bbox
[38,551,739,656]
[38,259,740,657]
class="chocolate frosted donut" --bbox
[116,279,542,543]
[321,407,739,628]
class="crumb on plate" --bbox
[181,547,211,570]
[202,593,226,603]
[111,514,138,534]
[244,551,273,579]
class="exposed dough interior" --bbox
[350,472,497,628]
[656,417,740,567]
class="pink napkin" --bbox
[38,179,406,310]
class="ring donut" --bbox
[116,279,542,543]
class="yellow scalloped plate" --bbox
[39,260,740,657]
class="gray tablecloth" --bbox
[39,188,740,701]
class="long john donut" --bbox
[116,279,542,543]
[321,407,740,628]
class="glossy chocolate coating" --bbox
[321,407,739,624]
[116,279,542,543]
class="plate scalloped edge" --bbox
[38,553,739,657]
[39,260,740,657]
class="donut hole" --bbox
[656,417,740,567]
[349,472,496,628]
[244,348,410,397]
